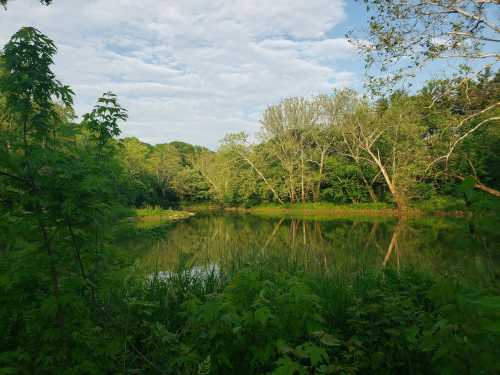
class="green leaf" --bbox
[311,331,341,347]
[254,306,273,324]
[272,357,304,375]
[296,343,328,366]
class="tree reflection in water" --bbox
[133,213,498,286]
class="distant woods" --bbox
[111,0,500,210]
[1,0,499,211]
[120,71,500,210]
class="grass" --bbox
[233,202,400,220]
[114,207,195,241]
[179,202,224,212]
[222,198,493,219]
[251,202,393,210]
[134,206,194,221]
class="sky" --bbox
[1,0,372,148]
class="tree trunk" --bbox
[314,150,326,202]
[453,174,500,198]
[360,171,378,203]
[288,173,296,203]
[301,148,306,203]
[365,147,406,211]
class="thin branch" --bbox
[455,101,500,130]
[427,115,500,171]
[447,31,500,43]
[0,170,29,183]
[450,6,500,34]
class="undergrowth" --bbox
[100,262,500,374]
[1,245,498,374]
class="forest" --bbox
[1,1,499,374]
[117,74,500,210]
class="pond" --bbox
[134,212,499,287]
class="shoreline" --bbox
[223,204,468,219]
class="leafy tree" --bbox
[420,70,500,197]
[222,132,284,205]
[260,97,319,203]
[146,143,183,205]
[0,27,128,372]
[340,92,428,209]
[83,92,127,149]
[118,137,153,206]
[352,0,499,88]
[352,0,500,173]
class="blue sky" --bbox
[0,0,451,148]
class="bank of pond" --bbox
[1,209,499,374]
[114,210,499,374]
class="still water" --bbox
[134,212,499,286]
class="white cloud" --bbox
[0,0,360,148]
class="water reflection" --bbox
[147,264,220,282]
[135,213,499,286]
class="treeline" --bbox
[117,138,210,206]
[121,70,500,210]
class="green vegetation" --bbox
[105,74,500,212]
[112,79,500,211]
[1,2,499,374]
[130,208,195,233]
[237,202,398,221]
[134,207,195,221]
[122,264,498,375]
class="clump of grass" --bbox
[113,207,194,241]
[135,205,194,220]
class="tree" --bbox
[0,28,74,356]
[0,27,128,371]
[118,137,152,206]
[222,132,284,205]
[260,97,319,203]
[313,90,380,202]
[352,0,500,168]
[340,92,428,210]
[353,0,499,86]
[192,150,232,204]
[419,71,500,197]
[1,0,52,8]
[83,92,127,150]
[146,143,183,205]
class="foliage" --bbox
[153,80,498,210]
[350,0,499,91]
[0,26,129,373]
[83,92,127,148]
[22,262,492,374]
[0,11,499,375]
[117,137,211,207]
